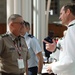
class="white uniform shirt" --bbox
[24,32,42,68]
[50,20,75,75]
[57,38,64,60]
[50,38,64,61]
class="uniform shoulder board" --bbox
[1,33,9,38]
[28,34,34,38]
[68,23,75,27]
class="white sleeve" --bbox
[51,55,73,74]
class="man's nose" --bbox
[59,16,60,19]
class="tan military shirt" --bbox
[0,33,30,74]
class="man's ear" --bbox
[66,9,70,15]
[9,22,14,29]
[10,22,14,26]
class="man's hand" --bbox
[43,39,56,52]
[47,64,53,74]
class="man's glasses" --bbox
[13,21,26,25]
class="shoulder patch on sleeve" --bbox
[1,33,9,38]
[28,34,34,38]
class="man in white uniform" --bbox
[21,22,43,75]
[43,3,75,75]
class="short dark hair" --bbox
[64,3,75,16]
[48,31,54,38]
[8,14,22,24]
[25,22,30,27]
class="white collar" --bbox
[68,20,75,27]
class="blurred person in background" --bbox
[21,22,43,75]
[43,31,54,63]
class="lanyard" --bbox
[13,39,22,59]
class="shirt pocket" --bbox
[7,47,18,61]
[2,45,18,61]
